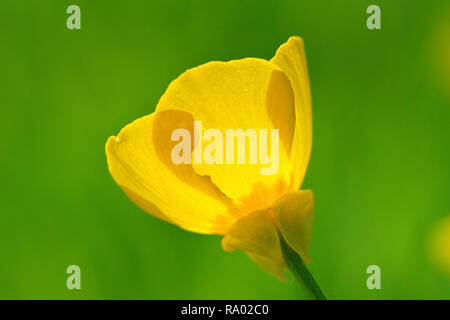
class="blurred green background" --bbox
[1,0,449,299]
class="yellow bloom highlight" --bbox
[429,7,450,97]
[428,215,450,276]
[106,36,313,277]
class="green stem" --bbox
[278,232,327,300]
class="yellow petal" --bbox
[246,252,287,281]
[106,110,240,234]
[222,209,285,279]
[266,67,296,157]
[271,36,312,191]
[156,58,296,214]
[272,190,314,264]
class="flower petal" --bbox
[221,209,285,279]
[271,37,312,190]
[272,190,314,264]
[106,110,240,234]
[156,58,296,214]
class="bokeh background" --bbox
[1,0,449,299]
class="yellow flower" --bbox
[106,36,313,278]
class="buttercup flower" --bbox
[106,37,314,280]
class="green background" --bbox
[1,0,449,299]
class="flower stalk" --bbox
[279,232,327,300]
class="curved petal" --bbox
[272,190,314,264]
[221,209,286,279]
[155,58,296,214]
[271,36,312,191]
[106,110,240,235]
